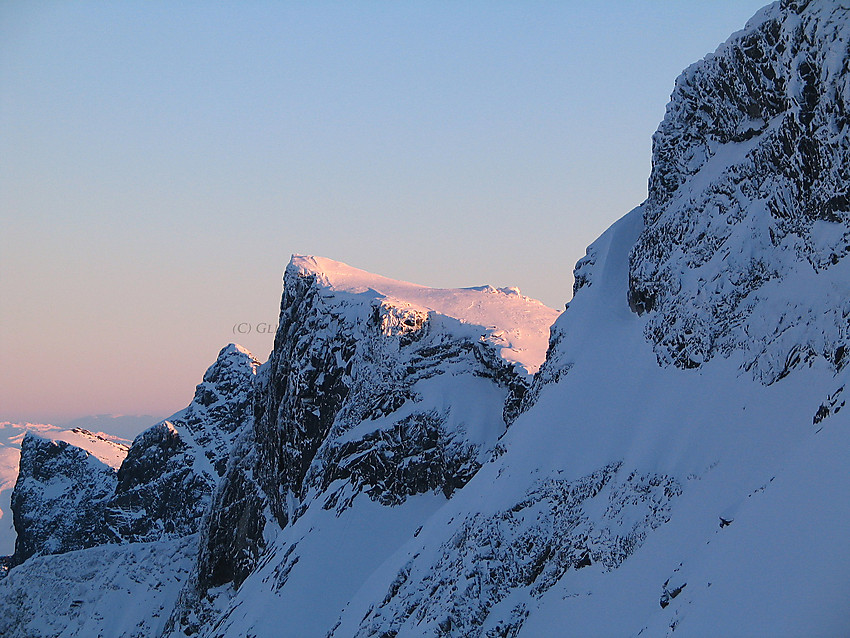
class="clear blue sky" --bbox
[1,1,770,425]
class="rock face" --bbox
[5,3,850,637]
[188,256,558,601]
[9,344,259,561]
[105,344,259,542]
[344,464,681,638]
[253,256,556,526]
[628,0,850,380]
[0,423,130,564]
[11,435,119,564]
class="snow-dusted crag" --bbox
[11,432,128,564]
[257,255,556,521]
[0,345,260,637]
[4,2,850,636]
[105,343,260,543]
[167,256,559,634]
[9,344,259,561]
[0,423,132,572]
[628,0,850,381]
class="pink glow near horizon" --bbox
[0,1,769,431]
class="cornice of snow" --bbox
[286,255,560,376]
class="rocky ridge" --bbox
[2,2,850,637]
[166,255,559,633]
[628,0,850,381]
[8,344,259,563]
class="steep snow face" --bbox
[326,196,848,637]
[0,535,196,638]
[628,0,850,381]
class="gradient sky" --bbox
[1,1,769,427]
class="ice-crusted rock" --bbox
[9,344,258,565]
[170,255,558,628]
[628,0,850,381]
[11,434,120,564]
[342,464,681,638]
[253,256,557,529]
[104,343,259,542]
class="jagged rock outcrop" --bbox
[183,256,558,609]
[9,344,259,562]
[11,435,119,564]
[255,257,555,522]
[104,344,259,542]
[628,0,850,380]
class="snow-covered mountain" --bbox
[166,255,559,635]
[2,1,849,636]
[0,423,130,560]
[60,414,161,441]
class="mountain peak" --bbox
[285,254,559,376]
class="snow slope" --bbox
[3,1,850,636]
[0,535,196,638]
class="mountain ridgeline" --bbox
[2,2,849,636]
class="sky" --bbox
[1,0,770,428]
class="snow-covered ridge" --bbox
[288,255,559,376]
[0,422,130,470]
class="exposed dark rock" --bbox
[102,344,259,544]
[253,267,358,530]
[660,581,687,608]
[11,435,118,564]
[196,428,270,592]
[319,411,480,511]
[10,344,259,566]
[628,2,850,381]
[813,384,845,429]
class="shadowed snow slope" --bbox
[2,1,850,636]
